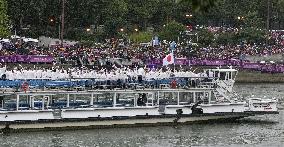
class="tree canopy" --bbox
[4,0,284,43]
[0,0,10,38]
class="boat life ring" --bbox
[21,81,29,93]
[171,79,177,88]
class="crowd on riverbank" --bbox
[197,44,284,60]
[1,30,284,65]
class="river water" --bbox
[0,83,284,147]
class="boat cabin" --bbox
[0,89,216,111]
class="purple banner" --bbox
[146,59,284,73]
[29,56,54,63]
[242,62,261,69]
[175,58,188,65]
[0,55,54,63]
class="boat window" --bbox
[202,92,212,104]
[226,72,230,80]
[3,95,16,110]
[196,92,205,102]
[29,95,46,110]
[215,71,219,78]
[0,96,4,109]
[96,93,114,107]
[146,93,155,106]
[116,93,135,107]
[159,92,178,105]
[179,92,194,105]
[68,94,91,108]
[50,94,68,109]
[210,91,216,102]
[220,72,226,80]
[137,93,148,106]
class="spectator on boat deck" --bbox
[137,66,145,83]
[208,70,214,81]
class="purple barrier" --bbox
[203,60,226,66]
[16,55,29,62]
[147,59,162,65]
[146,58,284,73]
[147,59,241,66]
[29,56,54,63]
[260,65,276,73]
[277,66,284,73]
[175,58,188,65]
[242,63,261,69]
[189,59,203,65]
[0,55,54,63]
[226,59,241,66]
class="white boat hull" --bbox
[0,113,250,132]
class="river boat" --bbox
[0,68,278,132]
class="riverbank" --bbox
[236,70,284,83]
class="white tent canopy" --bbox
[0,39,10,43]
[22,38,38,43]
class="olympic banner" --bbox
[0,55,54,63]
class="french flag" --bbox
[163,52,174,66]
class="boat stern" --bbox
[246,98,278,112]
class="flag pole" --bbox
[173,50,175,72]
[170,41,176,72]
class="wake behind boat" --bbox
[0,67,278,132]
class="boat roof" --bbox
[1,91,103,96]
[210,69,237,72]
[1,88,214,95]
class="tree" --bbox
[159,21,185,41]
[5,0,284,40]
[127,0,159,30]
[129,31,152,43]
[215,32,237,45]
[102,0,128,37]
[237,27,266,44]
[0,0,10,37]
[196,28,214,46]
[180,0,218,13]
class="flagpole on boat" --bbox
[171,41,176,72]
[173,50,175,72]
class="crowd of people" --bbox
[1,29,284,66]
[196,44,284,60]
[0,64,199,81]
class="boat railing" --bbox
[0,77,218,91]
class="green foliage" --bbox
[179,0,217,13]
[215,32,237,45]
[159,21,185,41]
[237,27,266,44]
[0,0,10,37]
[241,11,264,29]
[197,27,266,46]
[129,32,152,43]
[5,0,284,43]
[196,29,214,46]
